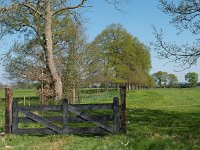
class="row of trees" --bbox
[2,23,154,102]
[153,71,178,88]
[86,24,153,91]
[153,71,199,88]
[1,2,153,102]
[0,0,129,102]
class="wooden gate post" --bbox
[113,97,120,133]
[120,86,127,133]
[5,87,13,134]
[62,99,68,134]
[12,100,18,134]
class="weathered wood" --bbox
[17,127,109,135]
[20,105,62,111]
[19,108,62,134]
[11,97,120,135]
[120,86,127,133]
[19,104,112,112]
[69,105,113,133]
[62,99,68,134]
[17,128,57,135]
[18,116,62,123]
[113,97,120,133]
[5,88,13,134]
[12,100,18,134]
[18,115,114,123]
[69,115,113,123]
[68,127,109,134]
[71,104,113,110]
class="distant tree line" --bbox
[153,71,199,88]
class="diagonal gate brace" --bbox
[69,105,113,133]
[19,109,63,134]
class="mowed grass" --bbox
[0,88,200,150]
[0,89,36,99]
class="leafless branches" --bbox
[159,0,200,34]
[153,27,200,70]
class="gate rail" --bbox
[12,98,120,135]
[4,86,127,135]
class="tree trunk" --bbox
[131,84,133,90]
[105,84,108,92]
[72,87,76,104]
[45,0,62,100]
[116,83,119,91]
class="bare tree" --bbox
[154,0,200,69]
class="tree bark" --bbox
[45,0,62,100]
[72,87,76,104]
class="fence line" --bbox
[5,87,127,135]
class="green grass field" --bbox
[0,89,36,98]
[0,88,200,150]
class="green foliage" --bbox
[87,23,151,88]
[168,74,178,88]
[185,72,198,87]
[153,71,168,87]
[153,71,178,88]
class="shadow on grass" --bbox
[127,108,200,140]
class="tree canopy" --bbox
[153,71,178,88]
[87,23,152,90]
[185,72,198,87]
[0,0,128,101]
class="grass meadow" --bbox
[0,88,200,150]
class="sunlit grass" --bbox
[0,88,200,149]
[0,89,36,99]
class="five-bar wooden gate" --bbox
[12,98,120,135]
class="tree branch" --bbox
[0,2,44,19]
[21,3,43,16]
[52,0,88,16]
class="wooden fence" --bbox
[5,87,127,135]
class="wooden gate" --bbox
[12,98,120,135]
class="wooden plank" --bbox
[5,88,13,134]
[19,109,62,134]
[20,105,62,111]
[120,86,127,133]
[18,115,113,123]
[62,99,68,134]
[17,128,57,135]
[69,115,114,123]
[69,105,113,133]
[17,127,109,135]
[68,127,109,134]
[113,97,120,133]
[12,100,18,134]
[20,104,112,112]
[18,116,62,123]
[71,104,113,110]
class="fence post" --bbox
[120,86,127,133]
[5,87,13,134]
[12,100,18,134]
[62,99,68,134]
[113,97,120,133]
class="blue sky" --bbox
[0,0,199,83]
